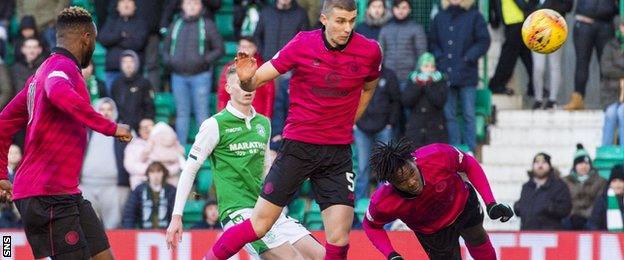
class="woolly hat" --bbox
[573,143,592,167]
[610,164,624,183]
[417,52,436,68]
[533,152,552,167]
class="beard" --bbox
[81,46,95,69]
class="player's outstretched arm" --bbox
[362,209,399,259]
[167,118,219,250]
[355,78,380,122]
[235,52,280,92]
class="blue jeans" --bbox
[172,71,212,143]
[602,103,624,147]
[105,71,121,96]
[444,86,476,152]
[354,126,393,201]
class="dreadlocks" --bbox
[369,137,414,183]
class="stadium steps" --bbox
[480,109,604,230]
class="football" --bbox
[521,9,568,54]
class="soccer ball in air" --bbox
[521,9,568,54]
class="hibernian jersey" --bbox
[171,102,271,221]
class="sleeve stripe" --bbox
[48,71,69,80]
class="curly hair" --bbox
[56,7,93,32]
[369,137,414,183]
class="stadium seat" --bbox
[304,201,323,230]
[354,198,370,222]
[215,13,234,40]
[475,88,493,117]
[196,168,213,195]
[595,145,624,161]
[454,144,471,153]
[93,43,107,81]
[287,198,306,223]
[476,115,486,142]
[183,199,206,228]
[154,92,176,120]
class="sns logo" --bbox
[3,236,10,257]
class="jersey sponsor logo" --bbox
[225,127,243,133]
[48,70,69,80]
[229,141,265,151]
[324,72,342,88]
[435,181,447,193]
[255,124,266,137]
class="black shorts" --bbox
[14,194,110,258]
[415,184,484,260]
[261,139,355,210]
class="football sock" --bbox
[208,219,259,259]
[466,236,496,260]
[324,242,349,260]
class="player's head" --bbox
[56,7,96,68]
[226,66,256,105]
[238,36,257,56]
[21,38,43,63]
[146,161,169,186]
[370,138,423,196]
[276,0,293,10]
[392,0,411,21]
[367,0,386,20]
[320,0,357,47]
[183,0,203,18]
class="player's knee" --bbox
[460,225,488,246]
[250,218,272,237]
[325,229,350,246]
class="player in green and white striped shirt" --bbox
[166,67,324,259]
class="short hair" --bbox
[368,0,386,8]
[322,0,357,14]
[145,161,170,182]
[392,0,411,8]
[239,36,256,45]
[369,138,414,183]
[56,7,93,33]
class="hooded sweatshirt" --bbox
[111,50,155,131]
[81,98,120,186]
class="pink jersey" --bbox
[366,143,495,234]
[0,48,117,199]
[270,29,382,145]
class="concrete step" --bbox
[494,110,603,128]
[481,145,597,167]
[492,94,523,110]
[488,127,602,146]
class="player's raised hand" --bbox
[166,215,184,250]
[0,180,12,203]
[234,51,257,83]
[114,124,133,142]
[486,203,514,222]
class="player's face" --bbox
[391,161,423,195]
[575,161,591,176]
[227,77,256,106]
[138,119,155,140]
[367,1,385,20]
[80,23,97,69]
[611,179,624,196]
[183,0,203,17]
[392,1,411,20]
[8,145,22,165]
[238,39,257,56]
[532,157,550,178]
[620,23,624,35]
[120,56,137,77]
[320,8,357,46]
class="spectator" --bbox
[82,62,107,104]
[16,0,69,48]
[191,199,222,229]
[355,0,390,40]
[111,50,155,132]
[589,164,624,231]
[354,66,400,201]
[514,153,572,230]
[488,0,535,96]
[98,0,149,94]
[147,122,186,186]
[378,0,427,84]
[7,144,21,183]
[160,0,221,32]
[0,145,21,229]
[600,20,624,147]
[233,0,267,39]
[402,52,448,148]
[564,0,617,110]
[562,144,608,230]
[254,0,308,62]
[122,161,177,229]
[13,16,48,63]
[430,0,489,152]
[0,57,11,109]
[10,38,44,94]
[296,0,322,28]
[217,36,275,118]
[0,0,14,59]
[162,0,224,144]
[124,118,156,190]
[530,0,572,109]
[80,98,131,229]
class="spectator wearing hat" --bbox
[589,164,624,231]
[355,0,391,40]
[13,16,48,63]
[514,152,572,230]
[191,199,221,229]
[562,144,608,230]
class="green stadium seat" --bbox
[154,92,176,118]
[288,198,306,223]
[215,13,234,40]
[454,144,471,153]
[595,146,624,161]
[475,88,492,117]
[196,168,213,195]
[354,198,370,222]
[304,201,323,230]
[476,115,486,142]
[93,43,107,81]
[598,169,611,180]
[183,199,206,228]
[593,159,619,171]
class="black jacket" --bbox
[122,183,176,229]
[111,74,155,131]
[160,0,221,29]
[98,15,149,71]
[401,77,448,148]
[514,171,572,230]
[0,0,14,22]
[575,0,617,22]
[10,55,44,93]
[254,2,308,61]
[534,0,572,16]
[588,188,624,230]
[356,68,401,134]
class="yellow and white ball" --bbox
[521,9,568,54]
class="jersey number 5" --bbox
[346,172,355,192]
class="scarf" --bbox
[170,17,206,56]
[141,186,169,229]
[607,188,624,231]
[87,76,101,104]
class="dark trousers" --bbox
[573,20,614,96]
[490,23,533,95]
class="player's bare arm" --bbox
[355,78,380,122]
[235,52,280,92]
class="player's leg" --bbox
[260,243,305,260]
[276,212,324,260]
[292,235,325,260]
[458,185,496,260]
[78,196,113,259]
[414,230,462,260]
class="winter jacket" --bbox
[217,57,275,118]
[122,183,176,229]
[13,16,49,63]
[563,170,608,218]
[356,68,401,135]
[160,0,221,29]
[124,137,150,190]
[600,38,624,108]
[588,187,624,230]
[0,0,14,24]
[147,122,185,186]
[110,0,167,33]
[10,55,44,93]
[355,13,390,40]
[430,4,490,87]
[534,0,572,16]
[379,18,427,81]
[514,170,572,230]
[98,15,149,72]
[0,62,11,109]
[401,76,448,148]
[254,2,308,61]
[575,0,617,22]
[111,74,155,132]
[162,15,224,75]
[16,0,69,30]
